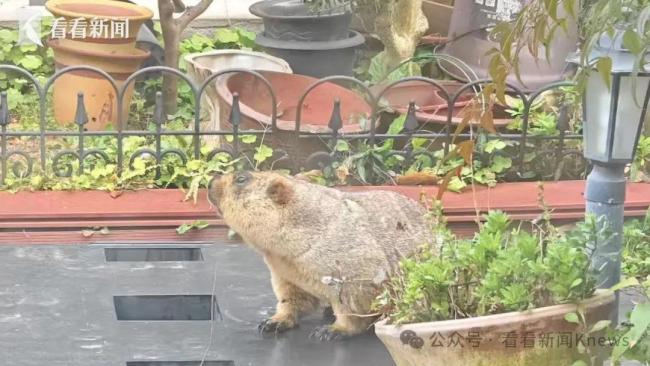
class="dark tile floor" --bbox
[0,243,393,366]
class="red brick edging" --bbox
[0,181,648,244]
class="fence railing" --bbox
[0,64,587,186]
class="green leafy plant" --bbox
[622,208,650,280]
[631,135,650,182]
[608,277,650,365]
[375,204,604,325]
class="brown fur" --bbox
[208,171,431,340]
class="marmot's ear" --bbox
[267,177,293,205]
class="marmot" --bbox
[208,171,431,340]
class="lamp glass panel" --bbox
[612,76,650,160]
[584,72,612,160]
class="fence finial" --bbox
[74,92,88,126]
[328,98,343,133]
[404,100,418,133]
[230,92,241,128]
[0,91,8,126]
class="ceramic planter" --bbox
[255,31,364,78]
[45,0,153,53]
[373,81,513,127]
[375,291,616,366]
[185,50,292,146]
[250,0,364,78]
[439,0,577,92]
[215,70,372,166]
[249,0,352,42]
[49,39,149,130]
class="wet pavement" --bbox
[0,243,393,366]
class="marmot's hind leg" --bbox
[259,273,319,334]
[310,302,375,341]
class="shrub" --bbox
[375,203,604,325]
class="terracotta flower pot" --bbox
[45,0,153,54]
[185,50,292,146]
[375,291,616,366]
[373,81,513,127]
[216,70,372,166]
[49,39,150,130]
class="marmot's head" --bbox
[208,171,295,239]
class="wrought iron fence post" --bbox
[0,91,8,185]
[230,92,241,158]
[403,100,419,166]
[328,98,342,149]
[153,91,166,179]
[74,92,88,174]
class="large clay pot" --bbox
[45,0,153,54]
[373,80,513,127]
[185,50,292,145]
[216,70,372,166]
[375,291,615,366]
[49,39,150,130]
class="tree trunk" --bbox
[160,19,180,114]
[375,0,429,70]
[158,0,213,115]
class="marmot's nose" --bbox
[207,175,224,207]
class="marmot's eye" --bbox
[234,175,248,185]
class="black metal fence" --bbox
[0,64,587,186]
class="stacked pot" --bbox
[45,0,153,130]
[249,0,365,78]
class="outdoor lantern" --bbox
[577,45,650,164]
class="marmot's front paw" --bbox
[309,325,347,341]
[258,318,296,334]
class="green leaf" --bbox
[490,156,512,174]
[570,278,583,289]
[335,140,350,152]
[570,361,587,366]
[612,303,650,361]
[609,277,639,292]
[588,319,611,333]
[564,312,580,324]
[0,29,16,43]
[19,54,43,70]
[596,57,612,89]
[447,176,467,192]
[622,30,644,55]
[484,139,507,153]
[186,159,202,171]
[240,134,257,144]
[254,144,273,164]
[214,28,240,44]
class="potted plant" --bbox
[249,0,364,77]
[373,202,618,366]
[249,0,429,78]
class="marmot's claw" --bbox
[322,306,336,323]
[258,318,292,334]
[309,325,346,341]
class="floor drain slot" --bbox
[105,248,203,262]
[114,295,217,321]
[126,362,234,366]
